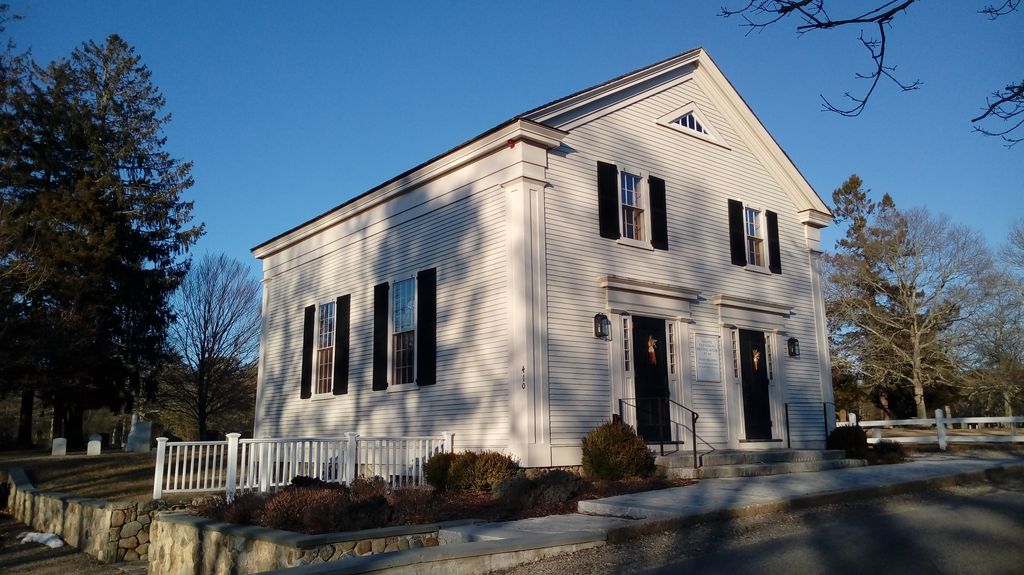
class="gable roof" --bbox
[253,48,831,257]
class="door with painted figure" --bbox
[631,316,670,442]
[738,329,772,440]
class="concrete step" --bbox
[665,457,868,480]
[655,448,845,469]
[702,449,847,467]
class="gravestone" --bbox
[124,414,153,453]
[51,437,67,456]
[87,433,102,456]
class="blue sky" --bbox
[9,1,1022,275]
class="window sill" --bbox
[744,265,771,275]
[616,238,654,251]
[387,383,418,393]
[310,393,336,401]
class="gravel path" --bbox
[489,477,1024,575]
[0,514,133,575]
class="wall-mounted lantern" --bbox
[593,313,611,339]
[787,337,800,358]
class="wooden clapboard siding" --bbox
[541,72,826,447]
[256,184,509,451]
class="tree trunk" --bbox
[66,401,85,448]
[913,381,928,419]
[17,389,35,448]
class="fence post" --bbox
[935,409,947,451]
[153,437,168,500]
[225,433,240,502]
[258,441,270,493]
[344,432,358,484]
[441,431,454,453]
[849,413,858,426]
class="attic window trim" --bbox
[657,102,729,149]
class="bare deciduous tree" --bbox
[825,175,993,419]
[160,254,260,439]
[720,1,1024,146]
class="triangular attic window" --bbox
[671,112,707,134]
[656,102,728,148]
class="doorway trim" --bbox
[712,294,793,449]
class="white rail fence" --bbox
[837,409,1023,450]
[152,431,452,500]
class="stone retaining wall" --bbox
[148,512,472,575]
[3,465,475,574]
[1,466,161,562]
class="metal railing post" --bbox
[691,411,698,469]
[225,433,240,502]
[153,437,168,500]
[785,403,791,449]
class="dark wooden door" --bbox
[739,329,773,440]
[631,316,670,442]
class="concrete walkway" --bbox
[263,452,1024,574]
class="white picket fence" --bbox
[152,431,452,500]
[838,409,1023,450]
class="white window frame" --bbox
[312,300,336,397]
[744,204,768,272]
[656,101,728,148]
[388,276,417,391]
[616,165,653,249]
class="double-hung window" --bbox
[596,161,668,250]
[373,268,436,391]
[391,277,416,386]
[314,301,336,395]
[744,207,765,269]
[620,171,645,242]
[728,199,782,274]
[300,295,350,399]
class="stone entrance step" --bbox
[656,449,867,480]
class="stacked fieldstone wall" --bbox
[148,512,467,575]
[1,466,162,563]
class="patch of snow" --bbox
[17,531,64,548]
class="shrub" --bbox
[534,469,582,504]
[492,475,537,507]
[350,476,390,500]
[424,450,520,492]
[447,451,479,491]
[872,440,906,464]
[255,486,353,533]
[581,420,654,480]
[219,493,268,525]
[423,452,456,491]
[471,451,520,491]
[828,425,868,459]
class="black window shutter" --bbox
[416,268,437,387]
[597,161,620,239]
[728,199,747,267]
[372,282,389,391]
[300,305,315,399]
[649,176,668,251]
[332,295,350,395]
[766,210,782,275]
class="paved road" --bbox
[493,477,1024,575]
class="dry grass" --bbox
[0,450,160,502]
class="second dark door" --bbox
[738,329,773,440]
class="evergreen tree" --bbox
[1,32,202,446]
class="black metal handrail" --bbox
[784,401,835,448]
[618,397,716,469]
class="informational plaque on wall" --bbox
[695,334,722,382]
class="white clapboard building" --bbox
[252,48,836,467]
